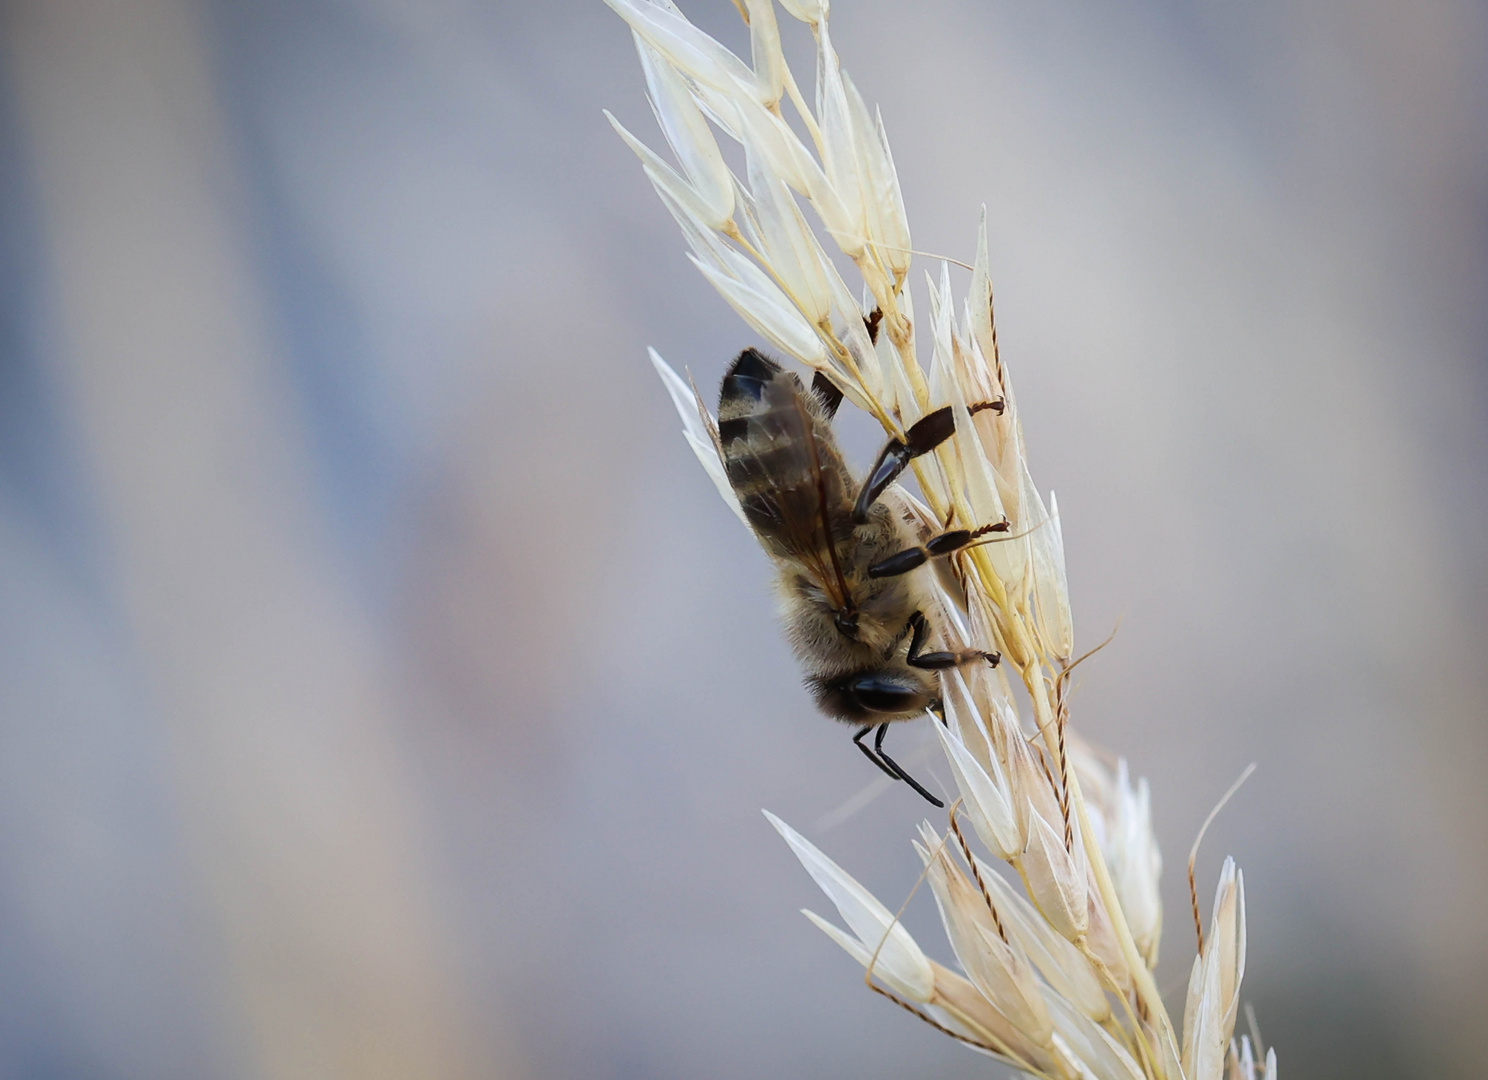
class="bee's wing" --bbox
[723,371,855,609]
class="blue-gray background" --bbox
[0,1,1484,1077]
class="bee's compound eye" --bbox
[843,675,926,715]
[809,672,932,722]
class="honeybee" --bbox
[718,348,1005,806]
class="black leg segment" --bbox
[811,371,845,418]
[904,406,958,457]
[851,408,953,524]
[853,437,913,524]
[853,724,899,779]
[903,610,1000,670]
[867,521,1013,579]
[867,546,927,579]
[926,529,975,556]
[852,401,1007,523]
[874,722,943,808]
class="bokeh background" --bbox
[0,0,1484,1077]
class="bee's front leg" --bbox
[852,724,901,779]
[853,722,943,808]
[902,611,999,670]
[871,721,943,808]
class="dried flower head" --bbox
[606,2,1269,1077]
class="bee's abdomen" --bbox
[719,347,781,409]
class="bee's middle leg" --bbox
[903,611,999,670]
[867,520,1011,579]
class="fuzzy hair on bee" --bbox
[718,348,1005,805]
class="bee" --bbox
[718,348,1006,806]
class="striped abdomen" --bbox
[717,349,856,563]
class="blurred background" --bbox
[0,0,1484,1077]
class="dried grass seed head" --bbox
[610,3,1267,1078]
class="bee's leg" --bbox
[903,611,1000,670]
[811,371,845,418]
[874,722,944,808]
[868,520,1011,578]
[852,400,1005,523]
[853,724,901,780]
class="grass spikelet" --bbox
[606,3,1270,1076]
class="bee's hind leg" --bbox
[873,722,944,808]
[852,400,1005,523]
[811,371,845,418]
[903,611,1000,670]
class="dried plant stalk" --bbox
[605,2,1274,1077]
